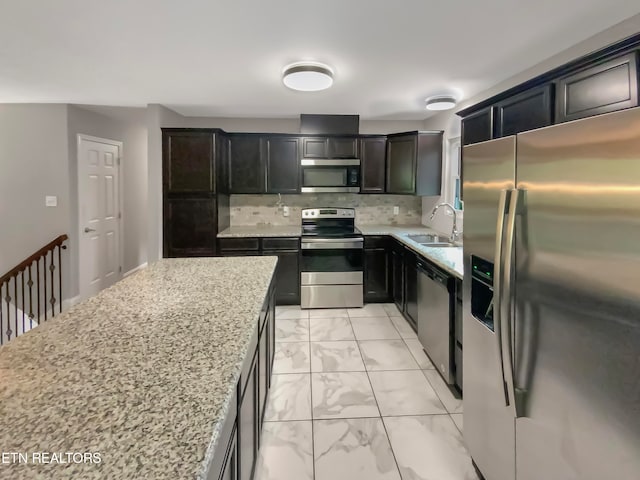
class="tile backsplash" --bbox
[230,194,422,226]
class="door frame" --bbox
[77,134,124,300]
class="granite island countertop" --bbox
[217,224,463,278]
[0,257,277,480]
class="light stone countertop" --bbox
[0,257,277,480]
[358,225,463,279]
[218,225,302,237]
[217,224,463,279]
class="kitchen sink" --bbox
[406,234,458,248]
[407,234,448,243]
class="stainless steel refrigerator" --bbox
[462,106,640,480]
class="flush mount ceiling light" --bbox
[425,95,457,111]
[282,62,334,91]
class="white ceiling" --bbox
[1,1,638,119]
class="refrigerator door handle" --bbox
[501,188,520,414]
[494,188,511,406]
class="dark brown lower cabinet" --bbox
[239,355,258,480]
[219,428,237,480]
[404,249,418,328]
[209,284,275,480]
[258,320,269,429]
[265,250,299,305]
[219,237,300,306]
[391,243,404,311]
[364,236,391,303]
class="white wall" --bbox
[421,111,462,234]
[181,115,425,134]
[146,104,185,263]
[146,108,428,260]
[181,116,297,132]
[0,105,71,292]
[456,14,640,112]
[420,14,640,234]
[67,105,148,292]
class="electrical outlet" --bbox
[393,206,399,215]
[283,206,290,217]
[45,195,57,207]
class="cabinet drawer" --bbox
[262,237,300,250]
[219,238,260,252]
[555,52,638,122]
[364,235,389,249]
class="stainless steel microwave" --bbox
[300,159,360,193]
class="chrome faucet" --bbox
[430,203,459,242]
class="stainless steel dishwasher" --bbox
[417,261,454,384]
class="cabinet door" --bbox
[386,135,417,194]
[391,247,404,310]
[328,137,358,158]
[555,52,638,123]
[360,137,387,193]
[496,85,553,137]
[264,250,300,305]
[164,198,216,257]
[461,107,494,145]
[404,251,418,328]
[415,132,444,196]
[301,137,328,158]
[163,131,215,193]
[364,248,390,302]
[265,137,299,193]
[217,133,230,195]
[229,135,265,193]
[258,324,269,430]
[219,428,237,480]
[239,357,258,480]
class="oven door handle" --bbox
[301,238,364,250]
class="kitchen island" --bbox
[0,257,277,480]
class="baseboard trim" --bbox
[123,262,148,278]
[62,295,82,310]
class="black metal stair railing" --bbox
[0,234,68,346]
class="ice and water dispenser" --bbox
[470,255,495,331]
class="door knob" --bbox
[84,227,96,233]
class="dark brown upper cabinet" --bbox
[461,107,494,146]
[555,52,638,123]
[359,136,387,193]
[386,131,443,195]
[163,131,215,193]
[496,84,554,137]
[301,136,358,158]
[265,136,299,194]
[328,137,358,158]
[229,134,265,194]
[301,137,328,158]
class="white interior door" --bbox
[78,135,122,300]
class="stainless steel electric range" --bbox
[300,208,364,309]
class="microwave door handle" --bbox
[494,188,511,407]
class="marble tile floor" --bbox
[255,304,476,480]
